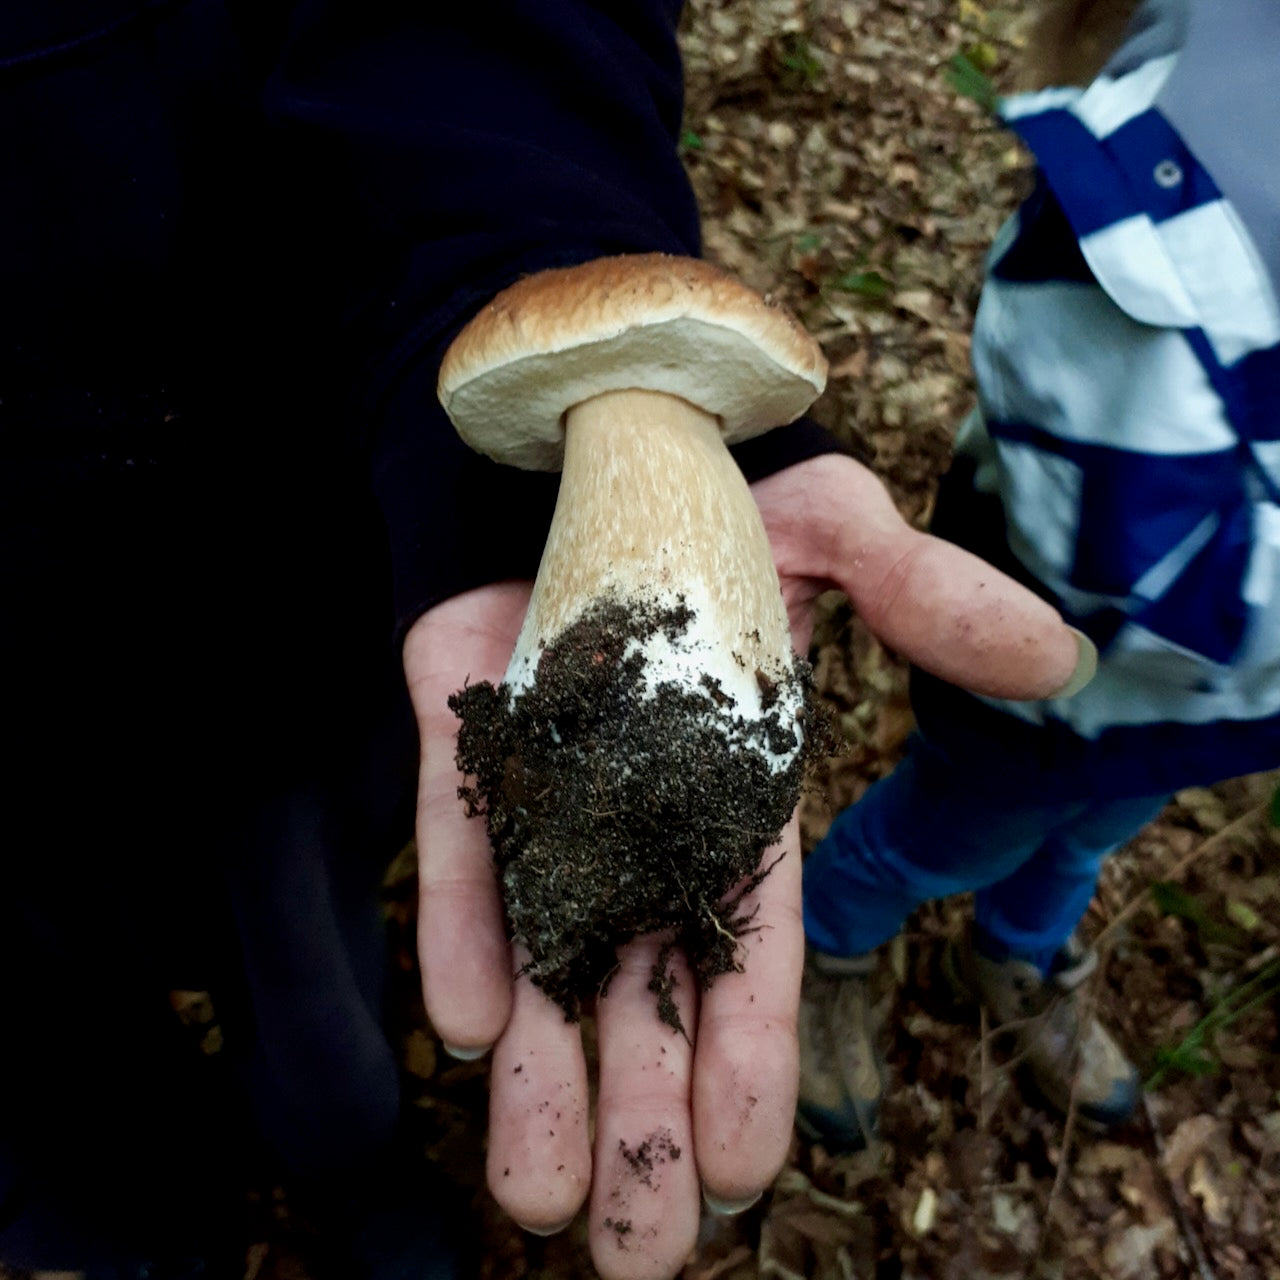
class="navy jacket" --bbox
[1,0,836,788]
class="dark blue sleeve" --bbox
[266,0,840,635]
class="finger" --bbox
[590,936,700,1280]
[840,522,1087,701]
[414,672,511,1052]
[415,745,511,1054]
[754,455,1085,700]
[405,593,525,1054]
[693,816,803,1208]
[487,950,592,1234]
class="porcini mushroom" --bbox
[440,254,827,1023]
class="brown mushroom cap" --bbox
[438,254,828,470]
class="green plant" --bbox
[775,33,823,91]
[945,50,998,113]
[1150,880,1247,948]
[828,269,892,301]
[1147,956,1280,1089]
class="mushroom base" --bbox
[449,596,816,1031]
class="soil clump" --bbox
[450,595,816,1026]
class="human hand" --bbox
[751,452,1087,692]
[402,452,1086,1280]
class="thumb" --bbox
[757,455,1093,700]
[839,518,1095,700]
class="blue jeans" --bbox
[803,733,1168,974]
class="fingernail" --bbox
[521,1216,575,1237]
[442,1041,491,1061]
[1050,627,1097,699]
[702,1186,762,1217]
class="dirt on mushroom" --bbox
[450,594,820,1030]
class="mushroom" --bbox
[439,254,827,1022]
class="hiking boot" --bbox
[795,949,885,1151]
[940,927,1139,1129]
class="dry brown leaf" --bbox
[1217,1031,1265,1070]
[1261,1110,1280,1146]
[1101,1220,1177,1279]
[1162,1113,1227,1182]
[684,1244,754,1280]
[1075,1140,1143,1177]
[169,989,216,1028]
[1188,1153,1234,1228]
[382,839,418,890]
[244,1242,271,1280]
[760,1193,863,1280]
[909,1186,939,1237]
[891,289,938,321]
[403,1030,438,1081]
[828,349,869,380]
[775,1207,862,1247]
[773,1167,866,1218]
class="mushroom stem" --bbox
[503,389,796,740]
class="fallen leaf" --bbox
[891,289,937,321]
[684,1244,753,1280]
[1188,1153,1233,1228]
[828,349,869,380]
[910,1186,938,1237]
[1162,1113,1226,1182]
[169,989,216,1028]
[1174,786,1230,832]
[404,1030,438,1080]
[1101,1220,1176,1278]
[1226,899,1261,932]
[991,1191,1033,1237]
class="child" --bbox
[798,0,1280,1148]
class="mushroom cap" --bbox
[437,254,828,470]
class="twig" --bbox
[707,911,740,946]
[1031,1060,1080,1276]
[772,1168,866,1222]
[979,1003,992,1132]
[965,1014,1038,1075]
[1140,1094,1218,1280]
[1094,802,1268,954]
[1027,984,1089,1276]
[759,1259,807,1280]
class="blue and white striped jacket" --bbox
[918,0,1280,797]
